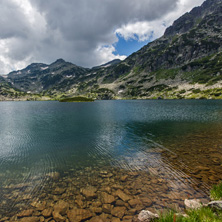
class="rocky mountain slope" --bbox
[1,0,221,100]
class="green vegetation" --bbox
[59,96,94,102]
[211,181,222,200]
[157,208,222,222]
[155,182,222,221]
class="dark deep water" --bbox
[0,100,222,218]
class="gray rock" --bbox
[138,210,159,222]
[184,199,202,210]
[207,201,222,211]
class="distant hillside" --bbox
[1,0,222,100]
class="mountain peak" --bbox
[164,0,220,36]
[53,58,66,64]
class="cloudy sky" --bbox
[0,0,205,74]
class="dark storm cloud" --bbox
[30,0,177,41]
[0,0,30,39]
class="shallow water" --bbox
[0,100,222,219]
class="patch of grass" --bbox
[157,208,222,222]
[211,181,222,200]
[157,211,185,222]
[59,96,94,102]
[156,182,222,221]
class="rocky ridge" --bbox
[0,0,222,100]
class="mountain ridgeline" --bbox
[1,0,222,101]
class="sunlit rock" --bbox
[184,199,202,209]
[138,210,159,222]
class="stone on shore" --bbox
[138,210,159,222]
[184,199,202,210]
[207,201,222,211]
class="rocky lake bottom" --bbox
[0,100,222,221]
[1,144,221,222]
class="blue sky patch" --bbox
[113,33,151,56]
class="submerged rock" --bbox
[53,200,69,215]
[52,211,66,222]
[88,216,105,222]
[115,189,132,202]
[102,204,113,214]
[19,217,39,222]
[111,206,126,219]
[100,192,115,204]
[17,209,34,217]
[67,209,93,222]
[47,172,60,180]
[42,208,53,217]
[80,186,97,200]
[128,199,143,208]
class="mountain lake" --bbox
[0,100,222,219]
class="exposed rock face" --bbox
[164,0,222,36]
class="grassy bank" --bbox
[156,182,222,222]
[158,208,222,222]
[59,96,94,102]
